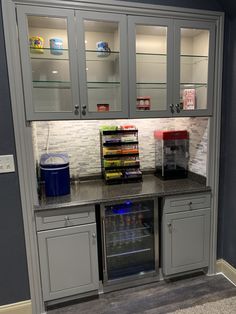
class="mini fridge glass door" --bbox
[102,199,158,283]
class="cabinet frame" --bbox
[2,1,224,313]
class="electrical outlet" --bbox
[0,155,15,173]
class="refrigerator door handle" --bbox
[102,217,108,273]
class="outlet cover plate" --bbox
[0,155,15,173]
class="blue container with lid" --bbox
[40,153,70,197]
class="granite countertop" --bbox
[35,174,211,211]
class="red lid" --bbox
[154,130,189,140]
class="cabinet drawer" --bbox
[163,193,211,213]
[35,205,95,231]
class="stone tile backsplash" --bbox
[32,117,209,179]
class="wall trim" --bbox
[216,259,236,286]
[0,301,32,314]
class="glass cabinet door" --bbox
[174,20,215,116]
[76,12,128,119]
[128,16,173,118]
[17,6,80,120]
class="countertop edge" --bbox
[34,186,211,212]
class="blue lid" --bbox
[40,153,69,166]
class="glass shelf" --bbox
[87,82,120,89]
[86,50,119,62]
[136,82,166,90]
[181,55,208,65]
[180,83,207,89]
[32,81,71,89]
[181,54,208,58]
[30,47,69,60]
[136,53,166,64]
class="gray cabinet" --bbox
[36,208,99,301]
[17,5,217,121]
[162,193,211,276]
[128,17,215,118]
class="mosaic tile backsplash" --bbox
[32,117,209,179]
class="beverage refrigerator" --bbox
[100,198,159,289]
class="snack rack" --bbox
[100,126,142,184]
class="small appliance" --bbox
[154,130,189,180]
[40,153,70,197]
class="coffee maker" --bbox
[154,130,189,180]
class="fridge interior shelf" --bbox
[105,208,151,218]
[107,247,151,258]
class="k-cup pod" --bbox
[50,38,63,55]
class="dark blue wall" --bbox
[120,0,223,11]
[217,15,236,266]
[0,3,30,306]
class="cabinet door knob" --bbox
[92,233,96,238]
[82,104,86,116]
[167,223,172,232]
[175,103,181,113]
[169,104,174,114]
[74,105,79,115]
[189,201,193,207]
[64,216,70,221]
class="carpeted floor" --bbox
[169,296,236,314]
[48,274,236,314]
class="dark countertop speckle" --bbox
[35,174,211,211]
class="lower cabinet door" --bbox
[37,223,99,301]
[162,208,210,276]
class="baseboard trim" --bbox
[0,300,32,314]
[216,259,236,286]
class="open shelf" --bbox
[101,129,138,135]
[103,141,138,146]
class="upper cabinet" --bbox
[128,17,215,118]
[17,5,216,121]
